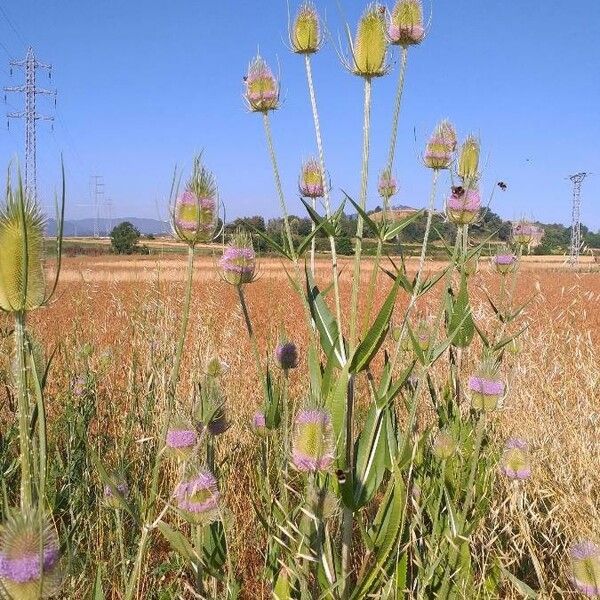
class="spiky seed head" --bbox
[275,341,299,370]
[570,541,600,596]
[166,418,198,461]
[220,230,256,286]
[511,220,536,246]
[292,409,334,472]
[424,120,456,170]
[458,135,480,181]
[432,430,457,460]
[103,474,129,509]
[378,169,397,200]
[206,357,229,378]
[468,359,505,411]
[389,0,425,46]
[500,438,531,480]
[173,157,218,246]
[291,2,321,54]
[446,187,481,225]
[299,158,325,198]
[492,253,517,275]
[174,469,220,525]
[352,4,388,78]
[244,55,279,112]
[0,510,61,599]
[0,181,46,313]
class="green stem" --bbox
[15,311,32,510]
[263,112,297,262]
[237,285,263,376]
[124,525,150,600]
[304,54,345,350]
[362,237,383,333]
[115,509,127,589]
[415,169,440,293]
[349,77,373,351]
[168,245,195,402]
[385,47,409,199]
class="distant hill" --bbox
[46,217,170,237]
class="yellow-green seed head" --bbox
[352,4,388,78]
[244,55,279,113]
[458,135,480,181]
[389,0,425,46]
[291,3,321,54]
[0,180,46,313]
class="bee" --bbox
[243,75,248,82]
[335,469,347,485]
[497,181,507,191]
[378,5,386,14]
[451,185,465,197]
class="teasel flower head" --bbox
[446,186,481,225]
[500,438,531,480]
[348,4,388,78]
[252,411,268,436]
[457,135,480,182]
[299,158,325,198]
[468,359,505,411]
[0,178,47,313]
[570,541,600,596]
[220,230,257,287]
[412,318,432,352]
[0,509,62,599]
[166,418,198,461]
[511,220,535,246]
[424,120,456,170]
[492,253,517,275]
[103,474,130,509]
[275,341,299,371]
[290,2,322,54]
[292,409,334,472]
[388,0,425,46]
[172,157,219,246]
[244,55,279,113]
[206,357,229,378]
[432,430,457,460]
[378,168,397,200]
[174,469,220,525]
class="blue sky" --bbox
[1,1,599,229]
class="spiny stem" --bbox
[263,112,297,262]
[169,244,195,402]
[385,46,409,202]
[237,285,263,376]
[415,169,440,292]
[15,311,32,510]
[304,54,345,348]
[349,77,373,351]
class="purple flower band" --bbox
[166,429,198,449]
[0,547,59,583]
[468,376,505,396]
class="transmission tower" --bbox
[568,172,588,266]
[90,175,105,238]
[4,47,56,203]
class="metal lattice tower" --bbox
[4,47,56,203]
[568,172,588,266]
[90,175,105,238]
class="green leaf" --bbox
[300,198,336,238]
[248,225,292,260]
[447,271,475,348]
[343,192,382,240]
[156,521,198,565]
[306,265,346,367]
[383,210,424,241]
[92,564,105,600]
[326,364,350,468]
[395,552,408,596]
[500,567,539,599]
[349,275,401,373]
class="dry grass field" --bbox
[2,251,599,597]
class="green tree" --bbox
[110,221,141,254]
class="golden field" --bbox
[2,251,599,598]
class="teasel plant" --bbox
[0,163,65,599]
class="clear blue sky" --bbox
[1,1,599,229]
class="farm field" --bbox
[2,251,597,598]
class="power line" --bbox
[4,47,56,202]
[0,5,27,47]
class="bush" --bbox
[110,221,141,254]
